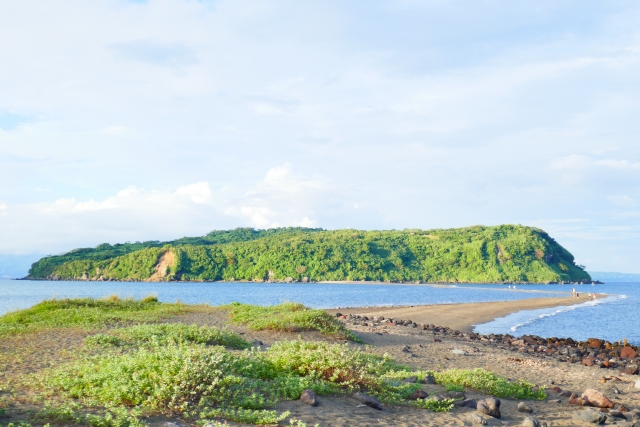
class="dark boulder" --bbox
[300,389,317,406]
[477,397,501,418]
[353,392,382,410]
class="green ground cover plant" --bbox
[29,225,591,283]
[0,296,191,336]
[85,323,252,350]
[43,337,544,425]
[224,302,361,342]
[29,403,144,427]
[434,368,546,400]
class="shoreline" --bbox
[325,294,605,333]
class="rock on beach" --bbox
[582,389,614,408]
[454,398,477,408]
[353,392,383,410]
[408,389,428,400]
[467,413,487,425]
[517,402,533,413]
[300,389,317,406]
[521,417,541,427]
[477,397,501,418]
[572,408,607,424]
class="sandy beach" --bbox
[326,294,600,333]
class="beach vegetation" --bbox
[224,302,361,342]
[433,368,546,400]
[0,296,192,336]
[2,299,546,426]
[40,336,544,425]
[85,323,252,350]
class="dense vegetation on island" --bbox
[27,225,591,283]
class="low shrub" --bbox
[44,338,544,425]
[30,403,144,427]
[0,297,189,336]
[434,368,546,400]
[85,324,251,350]
[224,302,360,342]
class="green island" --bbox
[26,225,590,283]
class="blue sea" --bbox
[1,279,638,344]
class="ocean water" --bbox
[1,279,637,344]
[475,282,640,344]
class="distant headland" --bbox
[25,225,593,284]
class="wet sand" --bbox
[325,294,601,333]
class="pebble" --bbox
[547,399,561,403]
[517,402,533,413]
[467,413,487,425]
[572,408,607,424]
[635,380,640,389]
[163,423,184,427]
[521,417,541,427]
[452,349,467,356]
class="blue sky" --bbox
[1,0,639,277]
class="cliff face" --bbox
[28,225,591,284]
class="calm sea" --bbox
[1,279,637,344]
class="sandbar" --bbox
[325,294,602,333]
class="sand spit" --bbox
[325,294,602,333]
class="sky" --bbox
[1,0,640,277]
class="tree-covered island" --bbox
[26,225,591,284]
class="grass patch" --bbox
[86,324,251,350]
[0,296,192,336]
[224,302,361,342]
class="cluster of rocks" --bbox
[335,312,640,373]
[297,382,640,426]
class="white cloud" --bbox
[596,159,640,170]
[42,198,120,214]
[0,166,326,254]
[607,195,637,206]
[298,217,318,227]
[175,182,213,204]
